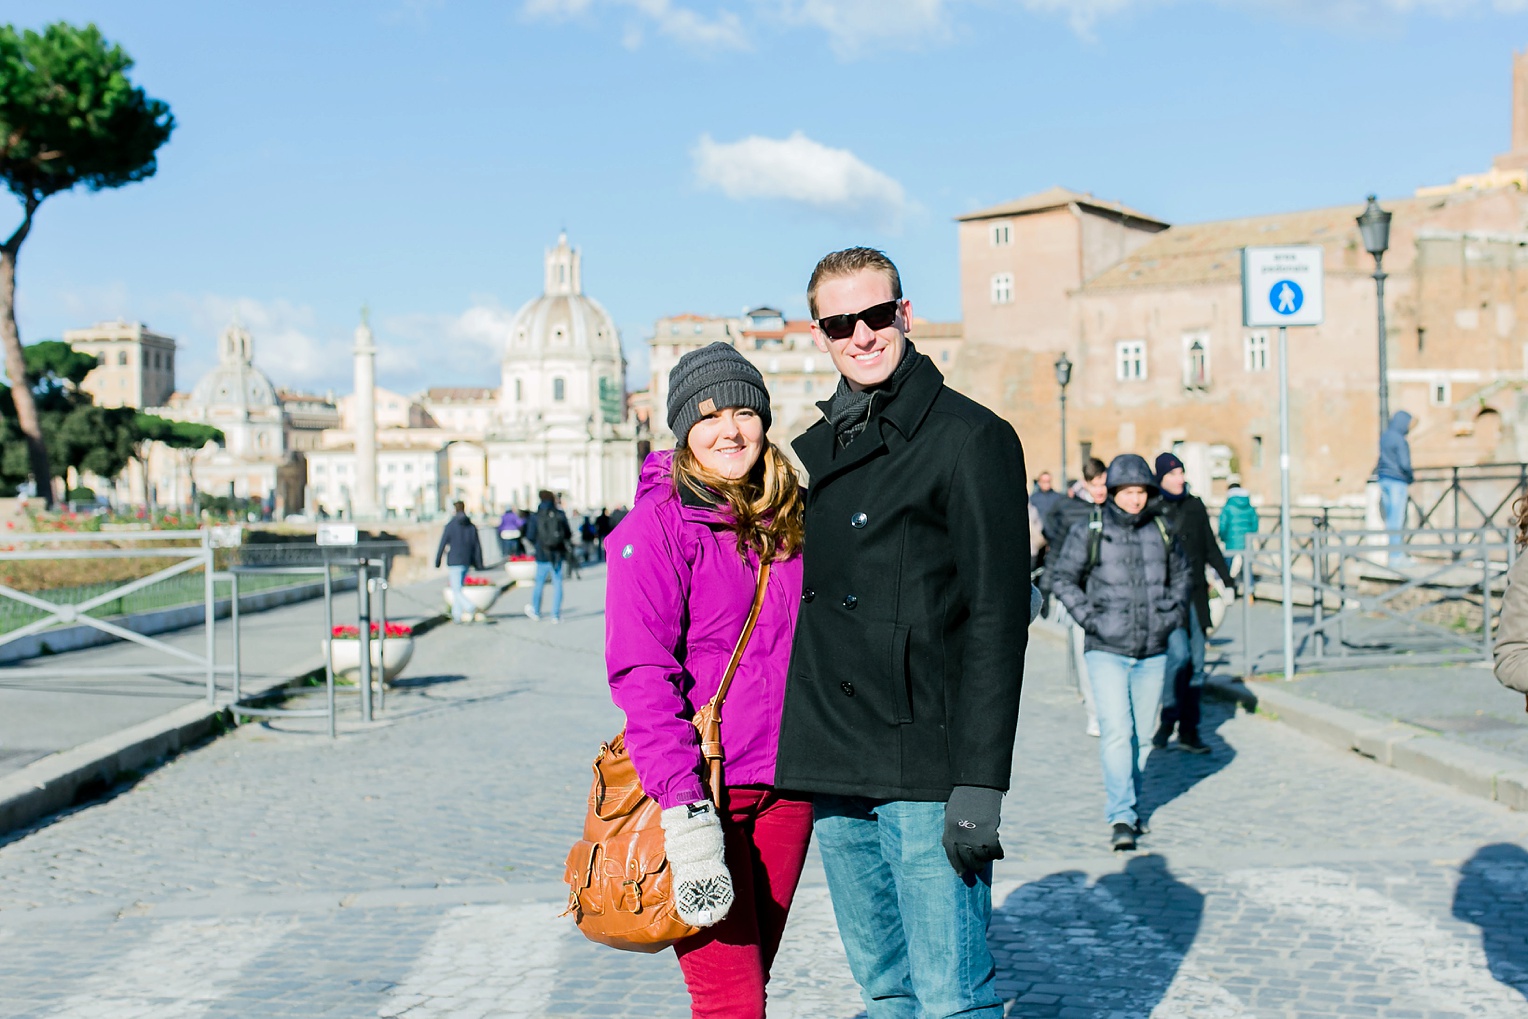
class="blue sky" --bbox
[9,0,1528,396]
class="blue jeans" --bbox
[1380,478,1409,563]
[446,565,471,621]
[813,796,1001,1018]
[1084,651,1167,826]
[1163,608,1206,703]
[531,558,563,619]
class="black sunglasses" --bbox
[816,299,900,341]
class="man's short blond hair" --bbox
[807,247,902,318]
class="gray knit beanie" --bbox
[667,342,772,444]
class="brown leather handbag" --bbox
[563,562,772,953]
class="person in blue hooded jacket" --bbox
[1374,411,1414,566]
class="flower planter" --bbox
[327,635,415,684]
[505,559,538,584]
[443,583,502,614]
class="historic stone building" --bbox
[67,320,177,410]
[306,234,641,518]
[952,54,1528,503]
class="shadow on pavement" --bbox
[1452,842,1528,1002]
[990,855,1204,1016]
[388,673,469,690]
[1137,696,1236,829]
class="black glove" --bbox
[942,785,1005,876]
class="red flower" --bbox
[462,576,495,586]
[332,622,413,639]
[507,554,535,562]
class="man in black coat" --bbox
[776,247,1029,1018]
[434,500,484,624]
[1152,453,1235,753]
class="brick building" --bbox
[952,54,1528,503]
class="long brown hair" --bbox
[673,443,804,563]
[1515,492,1528,549]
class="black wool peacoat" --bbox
[774,352,1031,802]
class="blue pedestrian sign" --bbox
[1242,246,1323,327]
[1270,280,1303,316]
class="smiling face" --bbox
[1113,485,1150,515]
[686,406,766,480]
[810,269,910,391]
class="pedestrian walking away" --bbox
[1153,452,1235,755]
[524,490,572,621]
[497,506,524,557]
[434,500,485,624]
[775,247,1031,1019]
[1217,482,1260,577]
[1375,411,1415,567]
[1042,456,1109,737]
[1048,453,1189,851]
[595,507,613,561]
[605,342,812,1018]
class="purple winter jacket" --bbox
[605,451,804,810]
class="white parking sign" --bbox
[1242,245,1324,328]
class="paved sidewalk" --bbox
[1,569,1526,1016]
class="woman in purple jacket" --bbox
[605,343,809,1019]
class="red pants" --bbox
[673,786,814,1019]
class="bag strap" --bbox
[710,560,772,719]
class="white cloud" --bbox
[767,0,953,54]
[693,131,909,231]
[522,0,750,50]
[379,302,512,388]
[174,295,338,392]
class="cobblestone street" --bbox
[1,567,1526,1017]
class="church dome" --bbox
[188,322,280,412]
[504,233,621,363]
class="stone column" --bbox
[353,311,379,519]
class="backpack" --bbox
[1080,507,1172,589]
[535,506,570,553]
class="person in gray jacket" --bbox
[1049,454,1190,851]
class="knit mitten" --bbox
[660,801,733,928]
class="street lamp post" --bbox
[1054,353,1073,494]
[1357,194,1393,438]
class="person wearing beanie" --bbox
[604,340,811,1016]
[1152,454,1235,755]
[1049,453,1190,851]
[775,247,1030,1017]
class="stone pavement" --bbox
[0,568,1526,1017]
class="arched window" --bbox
[117,350,129,366]
[553,377,566,402]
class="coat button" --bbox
[840,681,855,696]
[842,594,858,610]
[851,512,868,529]
[802,588,816,603]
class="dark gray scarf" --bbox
[817,342,921,449]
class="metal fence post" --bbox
[1312,524,1325,661]
[357,559,374,723]
[231,571,242,704]
[204,530,216,705]
[323,561,336,739]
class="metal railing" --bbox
[1231,524,1513,675]
[0,530,226,701]
[227,540,410,737]
[1409,462,1528,532]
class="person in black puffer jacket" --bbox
[1049,453,1189,851]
